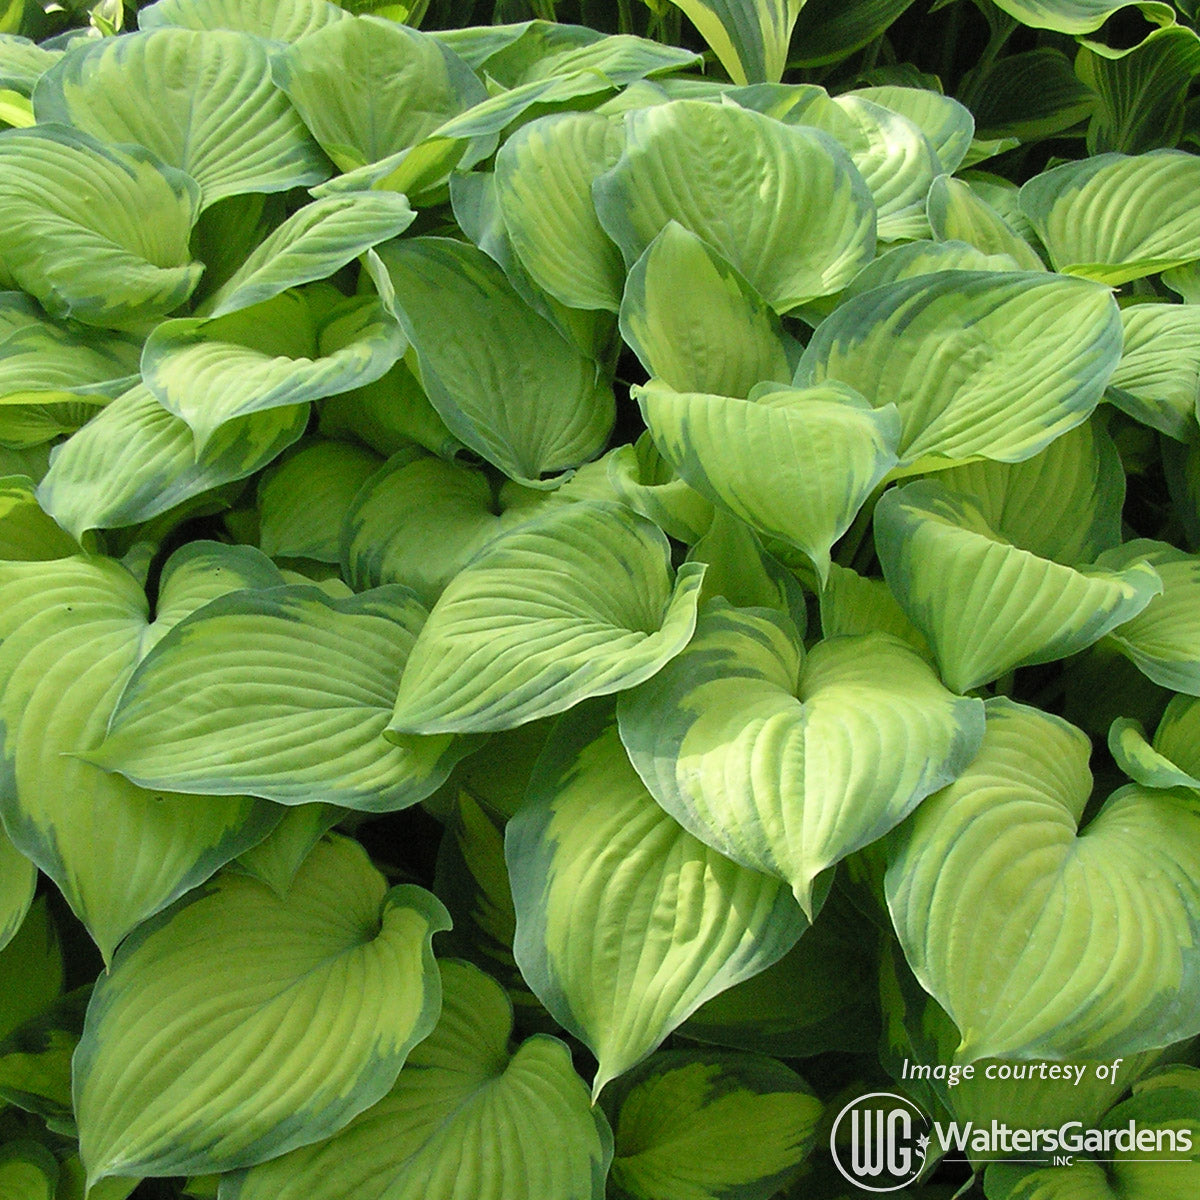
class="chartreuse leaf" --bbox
[340,449,553,605]
[270,17,486,173]
[1110,694,1200,792]
[199,193,415,319]
[876,481,1161,693]
[663,0,802,84]
[619,602,983,916]
[620,224,794,398]
[508,703,806,1096]
[606,433,715,544]
[1078,25,1200,155]
[0,545,283,960]
[0,1143,57,1199]
[927,175,1046,272]
[0,985,87,1126]
[37,385,308,540]
[1107,304,1200,442]
[933,417,1125,566]
[888,698,1200,1062]
[990,0,1172,34]
[0,826,34,954]
[819,563,932,660]
[221,959,611,1200]
[985,1071,1200,1198]
[1019,152,1200,284]
[258,441,381,563]
[33,30,329,209]
[0,292,141,405]
[0,36,61,94]
[635,380,899,583]
[604,1051,820,1200]
[89,585,472,813]
[594,99,875,312]
[389,502,704,735]
[0,476,78,561]
[795,270,1122,467]
[74,836,449,1184]
[841,239,1022,301]
[138,0,350,40]
[142,291,404,447]
[376,238,614,484]
[849,86,975,174]
[788,90,940,243]
[1099,540,1200,694]
[232,804,341,898]
[494,111,625,313]
[0,126,201,331]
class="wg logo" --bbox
[830,1092,931,1192]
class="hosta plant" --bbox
[3,0,1200,1197]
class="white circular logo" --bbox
[829,1091,931,1192]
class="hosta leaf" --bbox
[1078,25,1200,155]
[0,476,79,561]
[0,825,34,954]
[849,85,975,174]
[0,292,141,405]
[0,546,284,959]
[0,126,201,331]
[791,0,917,66]
[927,175,1046,272]
[635,380,899,582]
[1019,152,1200,284]
[842,239,1021,301]
[933,416,1125,566]
[376,238,614,484]
[258,440,381,563]
[341,448,551,605]
[594,99,876,312]
[604,1051,821,1200]
[0,1144,56,1199]
[875,481,1161,693]
[33,30,329,209]
[618,603,983,916]
[1109,699,1200,792]
[89,585,471,814]
[1107,303,1200,441]
[142,292,404,446]
[138,0,350,40]
[795,270,1122,466]
[0,898,62,1055]
[620,224,794,398]
[508,704,806,1095]
[789,90,939,243]
[606,433,716,544]
[0,985,86,1125]
[1100,540,1200,694]
[75,836,449,1182]
[232,803,341,898]
[990,0,1173,34]
[663,0,802,84]
[985,1068,1200,1198]
[271,17,486,173]
[221,959,611,1200]
[819,563,932,659]
[0,36,61,94]
[960,47,1096,142]
[1148,695,1200,779]
[886,698,1200,1062]
[389,502,705,734]
[495,111,626,313]
[200,193,415,319]
[37,385,307,540]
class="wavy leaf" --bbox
[927,175,1046,271]
[887,698,1200,1062]
[389,502,705,734]
[508,704,806,1095]
[795,270,1122,466]
[90,585,472,813]
[664,0,802,84]
[34,30,328,209]
[618,602,984,916]
[75,836,448,1183]
[138,0,349,40]
[875,481,1162,692]
[990,0,1173,34]
[1107,303,1200,441]
[594,99,875,312]
[849,85,975,174]
[222,959,611,1200]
